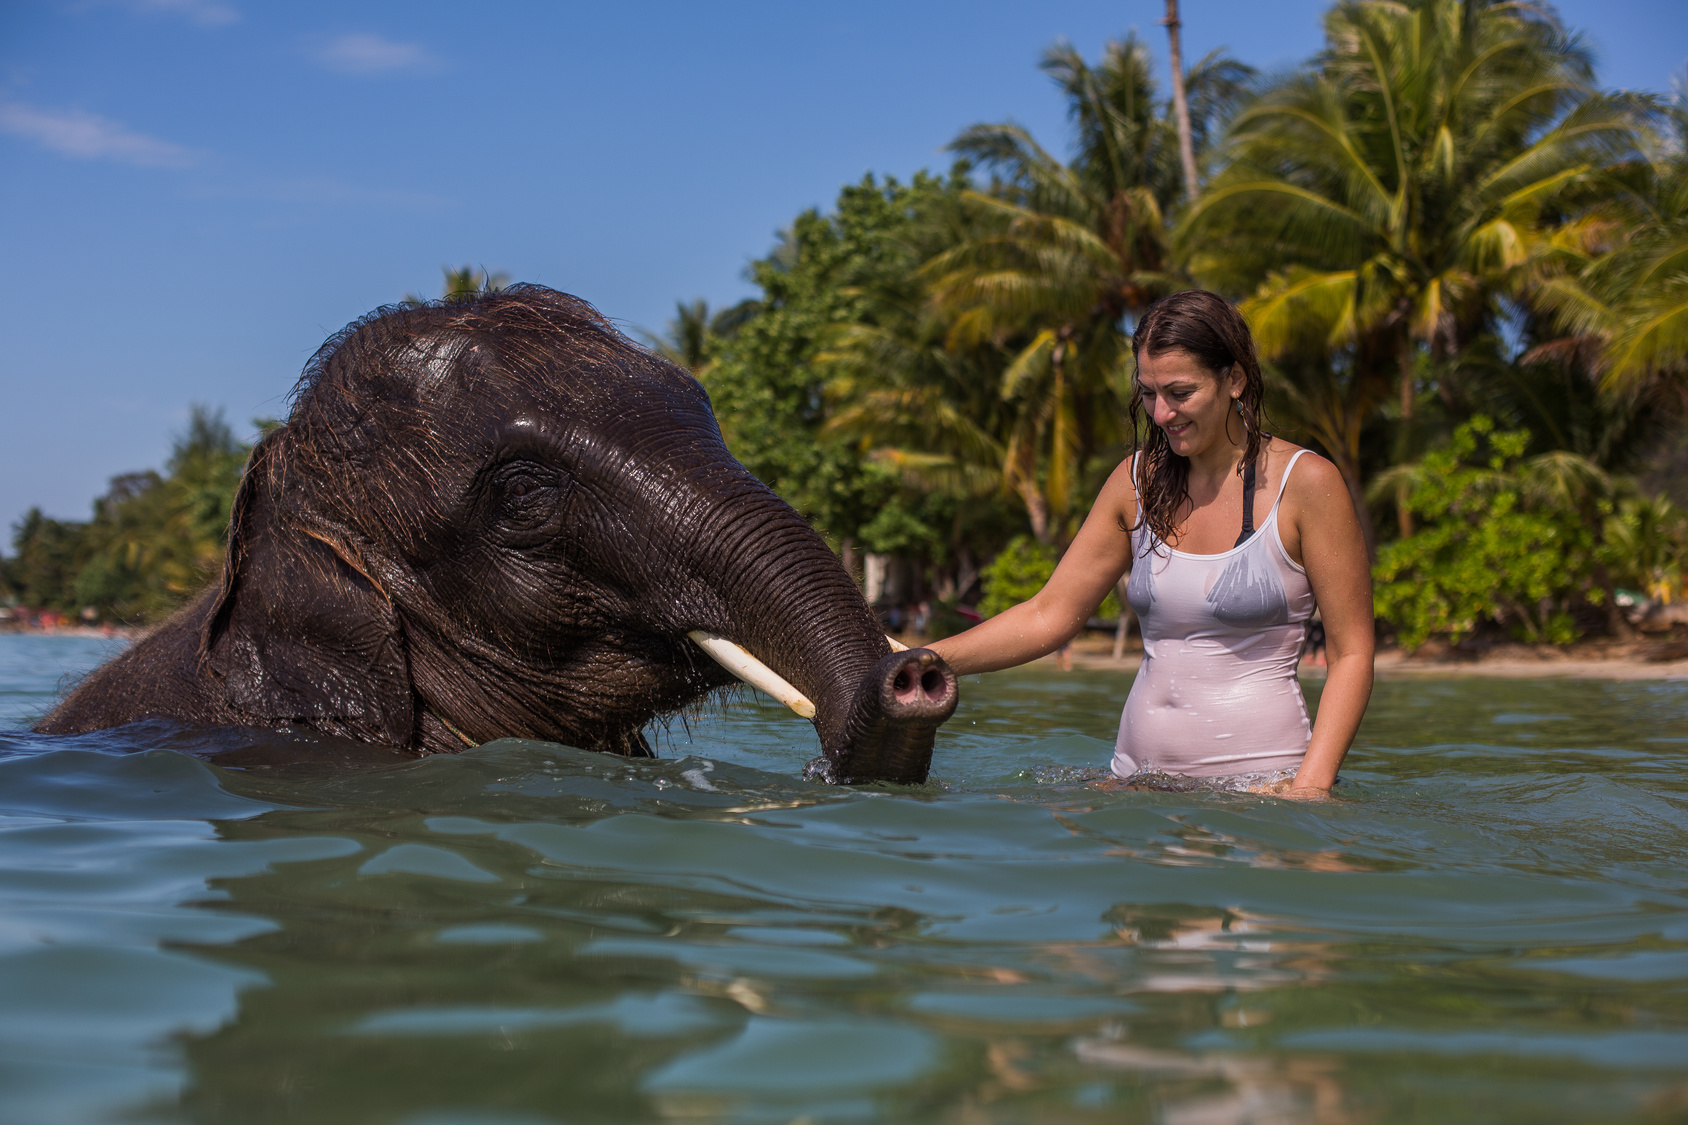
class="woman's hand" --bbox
[1249,777,1332,801]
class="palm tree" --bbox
[646,298,713,371]
[925,35,1250,543]
[1527,81,1688,397]
[1183,0,1638,546]
[822,284,1010,515]
[640,298,763,373]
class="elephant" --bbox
[38,286,958,784]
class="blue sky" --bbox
[3,0,1684,536]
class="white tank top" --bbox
[1112,449,1315,779]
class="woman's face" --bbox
[1135,349,1245,460]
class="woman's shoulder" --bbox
[1268,440,1346,505]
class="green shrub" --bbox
[978,535,1120,621]
[979,537,1056,617]
[1372,417,1598,649]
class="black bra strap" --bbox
[1234,457,1258,548]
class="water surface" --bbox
[2,634,1686,1124]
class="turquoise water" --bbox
[2,634,1688,1124]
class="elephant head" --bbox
[185,286,955,783]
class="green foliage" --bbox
[979,536,1058,618]
[978,536,1121,620]
[857,497,943,559]
[704,173,970,552]
[1599,494,1688,602]
[1526,79,1688,397]
[1186,0,1642,551]
[2,509,88,611]
[1373,417,1599,648]
[4,406,252,623]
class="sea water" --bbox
[1,633,1686,1124]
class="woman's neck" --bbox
[1186,435,1248,486]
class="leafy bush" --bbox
[1372,417,1599,648]
[978,535,1120,621]
[857,495,944,558]
[979,537,1056,617]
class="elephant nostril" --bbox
[880,652,957,715]
[920,669,946,700]
[892,669,916,702]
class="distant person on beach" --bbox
[927,290,1375,799]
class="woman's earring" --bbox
[1234,399,1244,416]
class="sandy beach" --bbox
[11,623,1688,679]
[891,632,1688,680]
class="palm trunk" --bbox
[1020,482,1052,546]
[1163,0,1200,202]
[1592,560,1635,641]
[1048,340,1073,543]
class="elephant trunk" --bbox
[817,646,958,784]
[649,461,957,783]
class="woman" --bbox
[927,291,1374,798]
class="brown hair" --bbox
[1127,289,1266,547]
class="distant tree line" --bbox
[1,407,260,624]
[0,263,507,627]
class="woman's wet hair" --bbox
[1127,289,1267,548]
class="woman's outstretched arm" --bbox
[927,459,1137,676]
[1283,456,1375,797]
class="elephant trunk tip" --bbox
[880,649,958,724]
[811,647,959,786]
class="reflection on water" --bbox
[1,635,1687,1123]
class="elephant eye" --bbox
[489,461,569,540]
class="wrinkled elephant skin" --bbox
[39,287,958,783]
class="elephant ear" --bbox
[201,435,415,747]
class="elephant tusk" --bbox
[688,631,816,719]
[686,632,917,719]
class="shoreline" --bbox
[7,625,1687,681]
[895,633,1688,681]
[0,625,142,641]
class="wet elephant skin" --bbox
[38,287,958,783]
